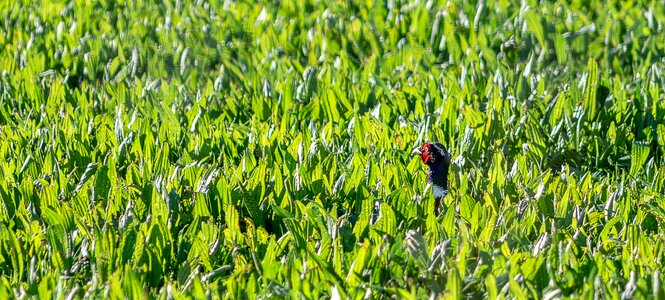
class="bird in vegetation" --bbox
[411,142,451,215]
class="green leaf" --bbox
[630,142,651,176]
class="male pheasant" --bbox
[411,142,451,214]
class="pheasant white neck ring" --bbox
[433,184,449,199]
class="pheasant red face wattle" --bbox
[421,151,431,164]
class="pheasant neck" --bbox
[428,162,448,191]
[428,162,449,214]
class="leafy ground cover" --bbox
[1,0,665,298]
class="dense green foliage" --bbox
[1,0,665,298]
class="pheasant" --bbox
[411,142,452,214]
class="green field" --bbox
[1,0,665,298]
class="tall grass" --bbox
[0,0,664,298]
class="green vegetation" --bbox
[1,0,665,298]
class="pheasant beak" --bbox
[410,147,422,156]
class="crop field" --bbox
[1,0,665,298]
